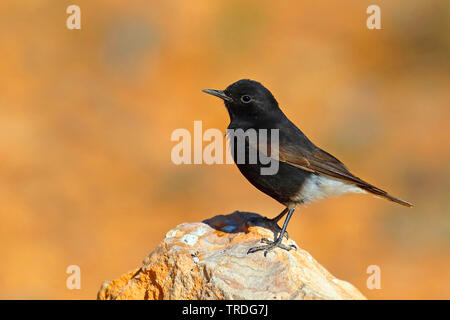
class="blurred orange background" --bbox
[0,0,449,299]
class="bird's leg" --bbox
[265,208,289,239]
[248,207,297,256]
[271,208,288,223]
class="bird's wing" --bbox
[245,122,364,184]
[278,144,364,184]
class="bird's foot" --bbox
[247,237,297,257]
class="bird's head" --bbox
[203,79,281,125]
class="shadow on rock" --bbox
[202,210,282,239]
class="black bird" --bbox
[203,79,412,256]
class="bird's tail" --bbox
[359,184,413,208]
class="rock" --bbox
[97,211,366,300]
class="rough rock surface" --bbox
[97,211,366,300]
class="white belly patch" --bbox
[293,174,367,204]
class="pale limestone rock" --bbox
[97,211,366,300]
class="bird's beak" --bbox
[202,89,233,102]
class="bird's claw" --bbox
[247,237,297,256]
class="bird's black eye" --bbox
[241,95,252,103]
